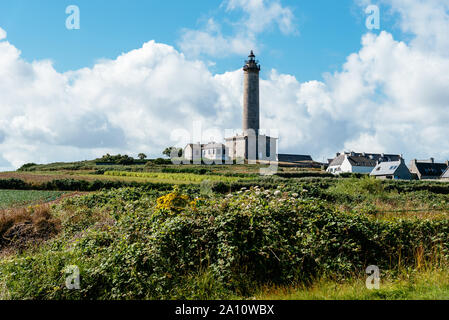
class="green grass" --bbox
[103,170,252,184]
[255,269,449,300]
[0,190,65,209]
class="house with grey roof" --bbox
[409,158,449,180]
[370,158,411,180]
[327,152,401,175]
[441,167,449,180]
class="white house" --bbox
[370,158,411,180]
[327,152,401,175]
[183,142,228,164]
[202,142,228,162]
[184,143,203,162]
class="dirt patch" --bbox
[0,204,60,253]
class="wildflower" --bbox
[274,190,281,197]
[292,193,299,198]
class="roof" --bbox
[347,156,377,167]
[328,154,346,167]
[415,162,447,177]
[203,143,225,149]
[442,167,449,179]
[371,160,402,176]
[277,154,313,162]
[328,152,401,168]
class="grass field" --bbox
[0,168,253,185]
[103,170,252,184]
[255,269,449,300]
[0,190,65,209]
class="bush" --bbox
[153,158,172,165]
[2,187,449,299]
[17,163,37,171]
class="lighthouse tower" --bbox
[243,51,260,134]
[225,51,277,163]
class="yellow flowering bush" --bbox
[156,186,190,213]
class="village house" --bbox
[441,167,449,180]
[409,158,449,180]
[327,152,401,175]
[370,158,411,180]
[183,143,228,163]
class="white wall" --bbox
[328,156,374,175]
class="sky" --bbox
[0,0,448,170]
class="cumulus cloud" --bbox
[179,0,296,57]
[1,0,449,170]
[0,28,6,40]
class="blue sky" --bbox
[0,0,398,81]
[1,0,449,169]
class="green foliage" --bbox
[17,163,38,171]
[1,187,449,299]
[98,154,135,165]
[162,147,182,158]
[0,190,65,209]
[275,171,334,179]
[152,158,172,165]
[103,170,251,184]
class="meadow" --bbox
[0,190,65,210]
[0,164,449,300]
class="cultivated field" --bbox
[0,190,66,210]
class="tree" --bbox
[163,147,182,158]
[138,153,147,160]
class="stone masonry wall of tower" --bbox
[242,51,260,134]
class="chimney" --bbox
[430,157,435,163]
[336,152,341,157]
[446,160,449,167]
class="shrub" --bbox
[17,163,37,171]
[2,187,449,299]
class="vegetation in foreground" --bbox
[256,269,449,300]
[0,176,449,300]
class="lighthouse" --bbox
[224,51,277,163]
[243,50,260,134]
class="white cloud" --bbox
[1,0,449,170]
[179,19,254,57]
[179,0,296,57]
[225,0,296,34]
[0,28,6,40]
